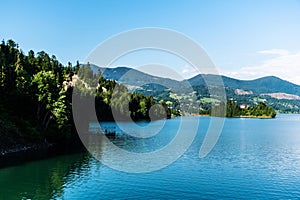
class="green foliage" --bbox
[0,39,173,151]
[0,40,73,146]
[52,90,70,130]
[76,64,171,121]
[226,100,241,117]
[32,71,57,105]
[209,100,276,118]
[78,62,101,87]
[243,102,276,118]
[84,65,171,121]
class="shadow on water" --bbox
[0,133,108,200]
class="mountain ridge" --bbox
[83,64,300,113]
[86,64,300,96]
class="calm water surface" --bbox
[1,114,300,199]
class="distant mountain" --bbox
[103,67,182,88]
[91,65,300,96]
[83,64,300,113]
[188,74,300,96]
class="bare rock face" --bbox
[235,89,253,95]
[260,93,300,100]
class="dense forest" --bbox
[76,64,171,121]
[0,39,278,153]
[0,40,170,151]
[0,40,73,150]
[202,100,277,118]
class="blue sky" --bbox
[1,0,300,83]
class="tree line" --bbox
[0,40,170,149]
[202,100,276,118]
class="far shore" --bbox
[236,115,274,119]
[181,113,275,119]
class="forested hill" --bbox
[0,40,170,152]
[0,39,74,150]
[95,66,300,113]
[210,100,276,118]
[188,74,300,96]
[96,66,300,96]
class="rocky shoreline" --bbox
[0,141,85,168]
[0,142,59,168]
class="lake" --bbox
[1,114,300,199]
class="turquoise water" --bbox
[1,114,300,199]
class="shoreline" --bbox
[236,115,274,119]
[0,141,85,169]
[0,113,282,168]
[183,114,275,118]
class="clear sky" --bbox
[1,0,300,84]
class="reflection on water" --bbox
[0,153,91,199]
[1,114,300,199]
